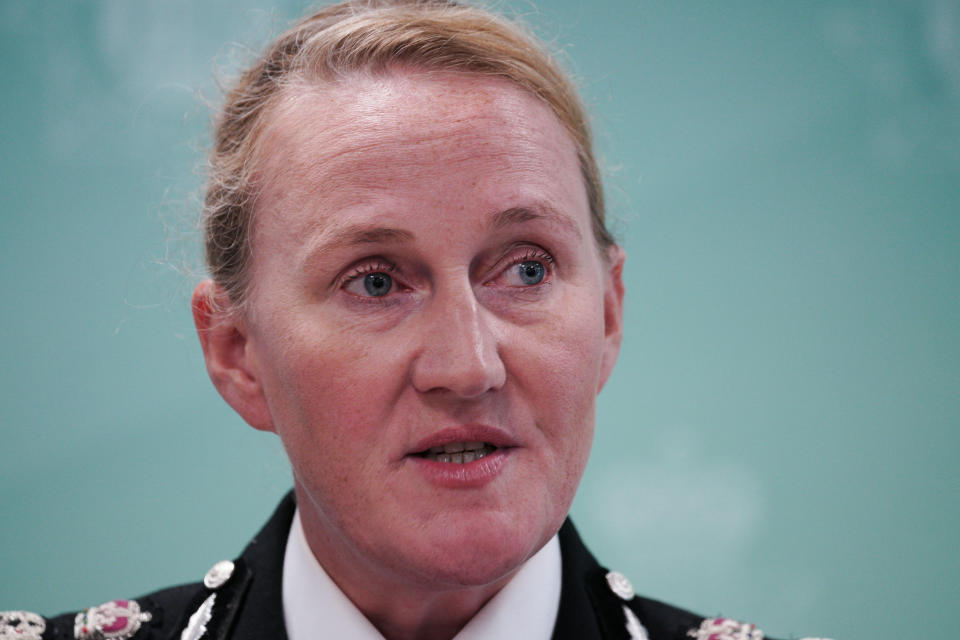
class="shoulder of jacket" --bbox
[600,569,832,640]
[4,493,297,640]
[1,560,239,640]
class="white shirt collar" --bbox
[282,508,562,640]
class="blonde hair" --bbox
[204,0,613,306]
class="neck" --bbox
[295,496,518,640]
[362,587,505,640]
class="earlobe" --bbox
[597,245,626,393]
[191,280,274,432]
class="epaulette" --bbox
[2,598,155,640]
[589,568,833,640]
[1,557,248,640]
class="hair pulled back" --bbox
[203,0,613,307]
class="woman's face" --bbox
[229,71,623,590]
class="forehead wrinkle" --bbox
[297,125,551,192]
[257,82,562,201]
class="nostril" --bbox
[410,347,505,397]
[409,297,505,396]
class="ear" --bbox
[597,245,626,393]
[191,280,274,432]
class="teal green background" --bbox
[2,2,957,638]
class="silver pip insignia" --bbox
[203,560,235,590]
[605,570,636,601]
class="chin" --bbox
[394,509,560,589]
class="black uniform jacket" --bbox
[30,492,788,640]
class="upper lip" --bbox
[407,424,518,455]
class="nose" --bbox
[410,281,506,398]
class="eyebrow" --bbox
[316,224,416,251]
[488,205,583,239]
[299,224,414,273]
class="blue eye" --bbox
[517,261,546,285]
[363,272,393,296]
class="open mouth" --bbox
[415,441,498,463]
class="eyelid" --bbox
[502,245,554,268]
[514,247,554,265]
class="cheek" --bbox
[510,288,606,448]
[256,319,408,452]
[264,331,411,513]
[539,295,606,402]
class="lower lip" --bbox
[409,449,510,488]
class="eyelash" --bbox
[510,248,554,268]
[342,259,397,282]
[339,260,400,294]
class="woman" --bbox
[2,2,826,639]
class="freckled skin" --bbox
[196,70,625,639]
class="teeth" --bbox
[421,443,496,463]
[437,441,486,453]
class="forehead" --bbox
[251,70,587,243]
